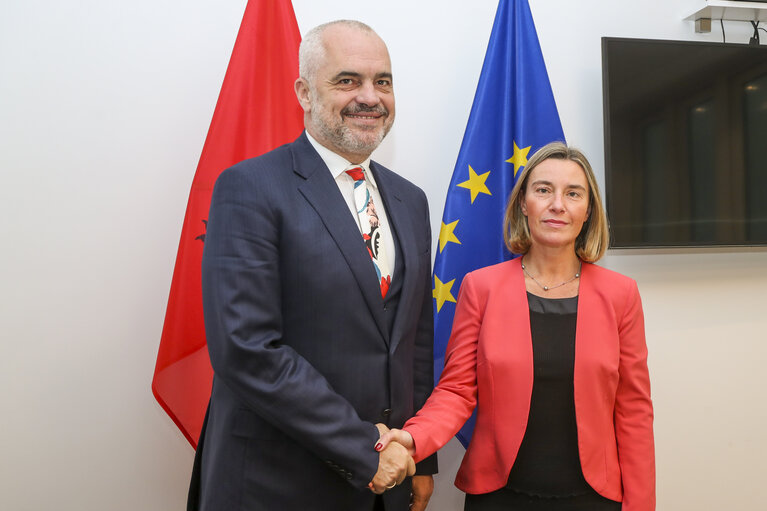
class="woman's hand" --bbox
[374,428,415,457]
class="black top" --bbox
[506,292,593,497]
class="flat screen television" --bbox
[602,37,767,248]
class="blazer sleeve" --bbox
[614,280,656,511]
[404,271,483,462]
[202,166,380,489]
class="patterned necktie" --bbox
[345,166,391,298]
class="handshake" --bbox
[366,424,434,511]
[367,424,418,493]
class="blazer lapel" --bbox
[574,262,606,364]
[291,135,389,343]
[508,257,534,366]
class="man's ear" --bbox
[294,78,312,112]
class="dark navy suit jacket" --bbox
[190,133,437,510]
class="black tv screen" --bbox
[602,37,767,247]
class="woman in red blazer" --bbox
[378,142,654,510]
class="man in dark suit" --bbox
[189,20,437,511]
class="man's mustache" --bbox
[342,104,388,116]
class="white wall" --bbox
[1,1,765,509]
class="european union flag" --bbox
[432,0,565,447]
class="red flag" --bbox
[152,0,303,448]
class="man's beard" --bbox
[309,100,392,157]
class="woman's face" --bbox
[520,158,591,251]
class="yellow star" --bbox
[505,141,532,177]
[457,165,492,203]
[433,275,457,312]
[438,220,461,253]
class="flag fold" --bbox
[152,0,303,447]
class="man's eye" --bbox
[377,80,391,86]
[339,78,354,85]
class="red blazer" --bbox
[405,258,655,510]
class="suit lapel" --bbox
[371,163,415,353]
[291,135,389,343]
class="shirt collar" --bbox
[305,131,377,190]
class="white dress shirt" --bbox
[305,132,396,274]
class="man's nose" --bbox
[355,81,381,106]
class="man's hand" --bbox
[410,475,434,511]
[368,431,416,494]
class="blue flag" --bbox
[432,0,565,447]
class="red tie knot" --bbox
[345,167,365,182]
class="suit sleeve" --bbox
[614,280,656,511]
[411,189,438,475]
[404,271,482,462]
[201,166,380,489]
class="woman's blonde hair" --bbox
[503,141,609,262]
